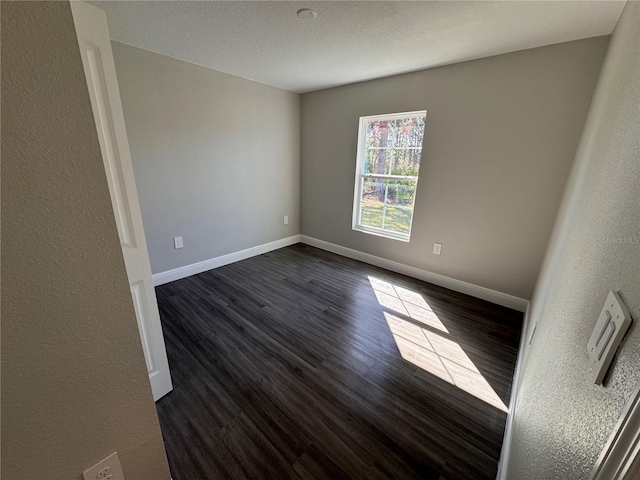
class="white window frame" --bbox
[352,110,427,242]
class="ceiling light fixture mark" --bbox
[297,8,316,20]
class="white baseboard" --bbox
[152,235,301,286]
[299,235,529,312]
[496,301,531,479]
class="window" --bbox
[352,111,427,242]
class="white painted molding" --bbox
[299,235,529,312]
[589,380,640,480]
[496,301,531,480]
[152,235,301,286]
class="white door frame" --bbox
[590,380,640,480]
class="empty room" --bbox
[2,1,639,480]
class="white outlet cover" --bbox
[433,243,442,255]
[588,291,632,385]
[174,236,183,249]
[83,452,124,480]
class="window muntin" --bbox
[352,111,426,241]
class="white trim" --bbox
[353,224,411,243]
[299,235,529,312]
[360,174,419,181]
[359,110,429,122]
[496,302,531,479]
[152,235,301,286]
[590,380,640,480]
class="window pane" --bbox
[363,115,425,175]
[360,178,416,235]
[391,117,425,148]
[361,200,384,229]
[363,143,392,175]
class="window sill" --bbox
[353,225,411,242]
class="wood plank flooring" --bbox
[155,244,523,480]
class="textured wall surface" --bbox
[111,42,300,275]
[1,3,171,479]
[301,38,607,300]
[506,2,640,479]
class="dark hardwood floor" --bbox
[155,244,523,480]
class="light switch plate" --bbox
[433,243,442,255]
[83,451,124,480]
[588,291,632,385]
[173,236,183,249]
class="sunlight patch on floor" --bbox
[369,276,448,333]
[369,276,508,412]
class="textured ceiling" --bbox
[91,1,624,93]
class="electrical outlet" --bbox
[174,236,183,249]
[97,466,110,479]
[284,216,289,225]
[82,452,124,480]
[433,243,442,255]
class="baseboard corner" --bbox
[152,234,301,286]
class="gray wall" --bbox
[301,37,608,300]
[1,2,171,479]
[111,42,300,275]
[506,2,640,478]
